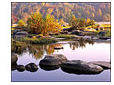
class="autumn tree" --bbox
[18,19,25,27]
[69,14,79,27]
[78,18,86,27]
[27,12,43,34]
[59,18,65,26]
[86,18,95,26]
[27,12,61,35]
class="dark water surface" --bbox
[11,40,110,82]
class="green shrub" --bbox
[15,37,58,44]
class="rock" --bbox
[39,64,59,71]
[11,55,18,65]
[16,65,25,72]
[25,63,38,72]
[61,60,103,74]
[89,61,111,69]
[71,30,84,36]
[99,36,110,40]
[92,37,99,40]
[14,31,28,38]
[63,26,76,32]
[39,54,67,67]
[83,36,91,39]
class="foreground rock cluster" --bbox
[11,54,111,74]
[11,55,38,72]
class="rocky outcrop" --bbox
[61,60,104,74]
[25,63,38,72]
[89,61,111,69]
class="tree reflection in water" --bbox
[11,38,94,59]
[69,38,94,50]
[11,41,63,59]
[11,41,28,56]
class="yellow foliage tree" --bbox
[18,19,25,27]
[27,12,62,35]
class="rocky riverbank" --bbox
[12,54,111,75]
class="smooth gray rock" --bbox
[25,63,38,72]
[89,61,111,69]
[11,55,18,65]
[61,60,103,74]
[39,54,67,66]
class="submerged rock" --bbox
[39,54,67,66]
[61,60,103,74]
[16,65,25,72]
[25,63,38,72]
[11,55,18,65]
[89,61,111,69]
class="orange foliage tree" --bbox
[27,12,61,35]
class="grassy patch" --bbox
[15,37,58,44]
[54,34,76,39]
[102,24,111,28]
[105,30,111,37]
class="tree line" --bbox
[12,2,111,24]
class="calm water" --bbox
[11,40,111,82]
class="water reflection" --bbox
[12,41,64,59]
[11,41,27,55]
[69,38,94,50]
[11,39,94,59]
